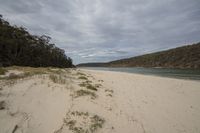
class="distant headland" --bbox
[77,42,200,69]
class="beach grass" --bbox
[79,81,98,91]
[75,89,97,99]
[64,111,105,133]
[90,115,105,132]
[0,67,7,75]
[78,76,88,80]
[77,72,86,76]
[49,74,66,84]
[0,101,6,110]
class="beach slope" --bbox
[81,69,200,133]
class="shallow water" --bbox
[81,67,200,80]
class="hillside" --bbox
[76,62,107,67]
[77,42,200,69]
[0,15,73,68]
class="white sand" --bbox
[0,68,200,133]
[80,69,200,133]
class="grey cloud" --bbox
[0,0,200,64]
[0,0,42,14]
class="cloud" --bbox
[0,0,200,64]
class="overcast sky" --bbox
[0,0,200,64]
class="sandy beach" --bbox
[0,67,200,133]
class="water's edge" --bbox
[80,67,200,81]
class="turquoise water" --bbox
[82,67,200,80]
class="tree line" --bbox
[0,15,73,68]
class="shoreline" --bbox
[80,68,200,82]
[80,67,200,81]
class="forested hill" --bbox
[77,42,200,69]
[0,15,73,68]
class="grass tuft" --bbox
[49,74,66,84]
[78,76,88,80]
[90,115,105,132]
[77,72,86,76]
[75,90,97,99]
[64,111,105,133]
[95,84,102,88]
[7,73,20,79]
[0,101,6,110]
[0,68,7,75]
[86,84,97,91]
[47,68,64,74]
[105,89,114,93]
[79,81,98,91]
[66,120,77,130]
[6,72,38,80]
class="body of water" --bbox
[82,67,200,80]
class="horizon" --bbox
[1,0,200,64]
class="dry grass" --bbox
[86,84,98,91]
[77,72,86,76]
[79,82,87,87]
[5,71,43,80]
[98,80,104,82]
[95,84,102,88]
[0,66,69,81]
[47,68,64,74]
[64,111,105,133]
[7,66,46,74]
[78,76,88,80]
[75,90,97,99]
[0,67,7,75]
[7,73,21,79]
[107,94,113,97]
[79,81,98,91]
[0,101,6,110]
[105,89,114,93]
[90,115,105,132]
[0,67,46,79]
[6,66,66,75]
[105,89,114,97]
[49,74,66,84]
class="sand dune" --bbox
[0,67,200,133]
